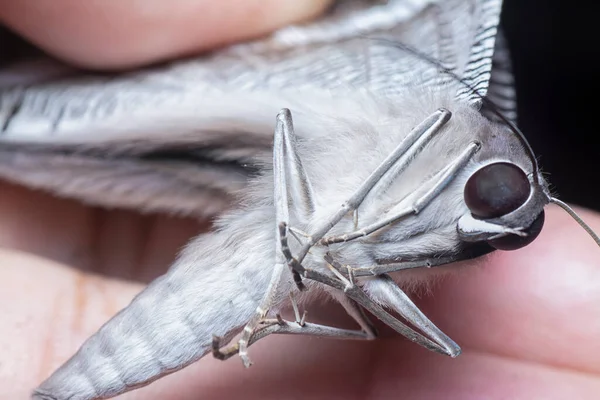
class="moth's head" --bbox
[453,102,600,254]
[443,101,552,249]
[374,39,600,253]
[457,156,549,251]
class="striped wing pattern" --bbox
[0,0,513,216]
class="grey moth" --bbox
[0,0,596,399]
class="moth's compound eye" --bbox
[464,162,530,219]
[488,210,545,250]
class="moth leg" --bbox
[354,256,459,276]
[329,289,378,339]
[289,291,307,326]
[352,242,495,277]
[362,274,461,357]
[282,229,456,357]
[214,287,378,362]
[288,226,313,243]
[322,255,460,356]
[212,335,242,361]
[320,141,480,245]
[279,226,380,340]
[293,109,452,264]
[307,259,454,356]
[278,226,379,339]
[281,222,453,356]
[212,315,371,362]
[212,318,280,361]
[322,255,461,356]
[277,108,316,220]
[226,109,313,367]
[283,226,449,354]
[274,109,315,289]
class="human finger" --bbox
[0,0,333,69]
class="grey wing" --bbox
[484,29,518,123]
[0,0,508,217]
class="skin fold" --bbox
[0,2,599,398]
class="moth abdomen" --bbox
[32,212,280,400]
[33,277,200,399]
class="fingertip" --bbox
[1,0,334,70]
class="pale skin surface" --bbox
[1,2,600,399]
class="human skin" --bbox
[0,0,332,69]
[1,2,600,399]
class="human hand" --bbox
[3,183,600,399]
[1,1,600,399]
[0,0,331,69]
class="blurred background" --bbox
[1,0,598,211]
[502,0,599,211]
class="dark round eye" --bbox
[464,162,531,219]
[488,210,545,250]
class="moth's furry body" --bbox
[33,88,538,399]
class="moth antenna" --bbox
[550,197,600,247]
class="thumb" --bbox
[0,250,142,399]
[0,0,334,69]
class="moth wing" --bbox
[484,30,518,123]
[0,0,508,216]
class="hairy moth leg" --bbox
[325,255,461,357]
[292,108,452,266]
[362,275,461,356]
[288,291,306,325]
[212,290,373,361]
[350,242,494,276]
[276,109,316,289]
[308,259,453,355]
[277,108,316,220]
[212,315,370,362]
[279,224,452,356]
[320,141,480,245]
[217,109,316,367]
[279,223,377,338]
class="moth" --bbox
[0,1,597,399]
